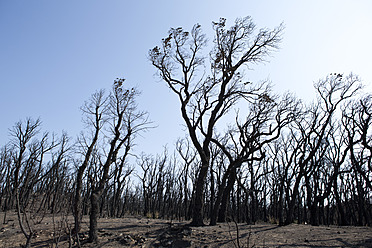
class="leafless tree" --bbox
[209,91,300,225]
[344,94,372,189]
[304,120,350,226]
[109,159,134,218]
[0,145,14,223]
[88,79,150,242]
[137,149,168,219]
[73,89,107,242]
[8,118,71,247]
[9,118,43,247]
[175,137,197,220]
[341,94,372,225]
[283,73,361,225]
[150,16,284,226]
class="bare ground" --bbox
[0,212,371,248]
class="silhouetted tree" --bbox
[175,138,197,220]
[209,91,300,225]
[8,118,70,247]
[150,16,284,226]
[284,73,361,225]
[74,89,107,240]
[88,79,150,242]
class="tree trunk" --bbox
[209,164,215,222]
[73,167,85,235]
[210,170,232,226]
[217,171,236,223]
[89,192,100,243]
[278,184,284,226]
[190,161,209,226]
[250,191,256,224]
[284,167,304,225]
[285,189,300,225]
[310,202,319,226]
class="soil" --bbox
[0,212,371,248]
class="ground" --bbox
[0,212,371,247]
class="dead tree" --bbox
[88,79,150,242]
[149,16,283,226]
[9,118,65,248]
[208,91,300,225]
[284,73,361,225]
[175,138,197,220]
[74,89,107,238]
[304,120,350,226]
[0,145,14,223]
[137,154,157,217]
[342,94,372,225]
[9,118,42,248]
[344,94,372,189]
[110,158,134,217]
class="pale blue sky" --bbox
[1,1,371,155]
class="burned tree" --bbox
[149,16,283,226]
[209,92,300,225]
[342,94,372,225]
[87,79,150,242]
[282,73,361,225]
[175,138,197,220]
[8,118,70,248]
[74,89,107,238]
[344,94,372,189]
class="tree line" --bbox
[0,16,371,247]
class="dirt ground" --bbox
[0,212,371,248]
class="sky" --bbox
[1,0,372,156]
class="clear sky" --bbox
[1,0,371,155]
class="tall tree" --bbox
[73,89,107,240]
[209,91,300,225]
[284,73,361,225]
[88,79,150,242]
[344,94,372,189]
[149,16,283,226]
[9,118,66,248]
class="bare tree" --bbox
[341,94,372,226]
[73,89,107,241]
[0,145,14,224]
[109,158,134,217]
[344,94,372,189]
[149,16,283,226]
[10,118,43,248]
[8,118,69,247]
[283,73,361,225]
[88,79,150,242]
[137,149,168,219]
[175,138,197,220]
[209,91,300,225]
[304,120,350,226]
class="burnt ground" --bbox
[0,212,371,247]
